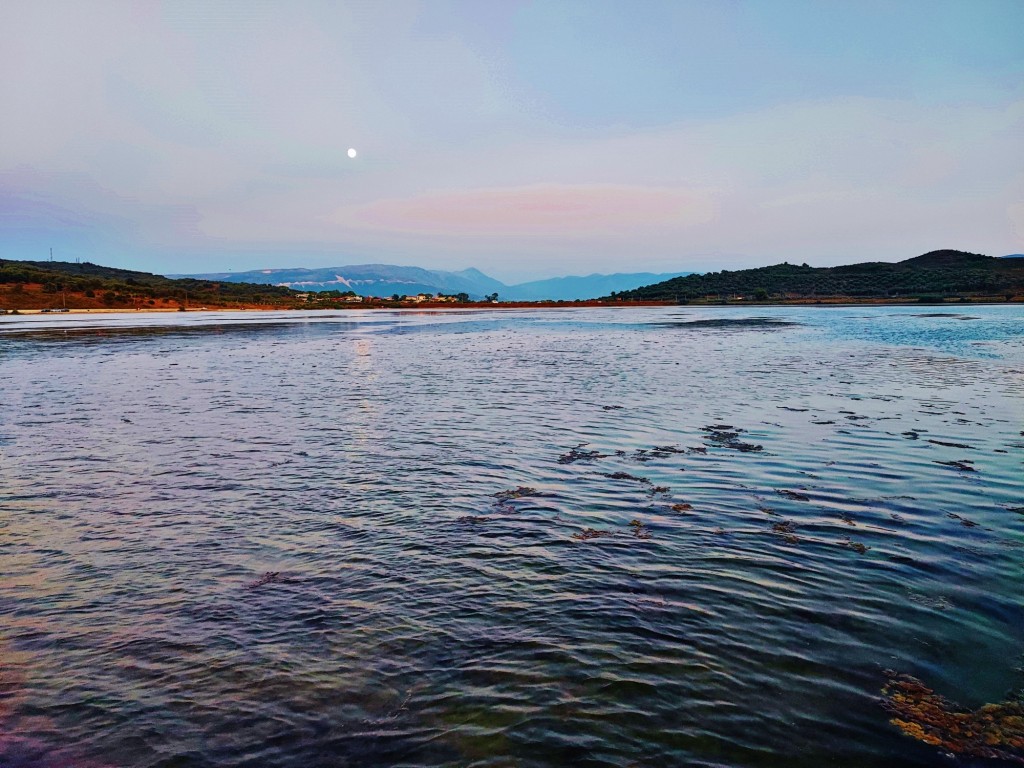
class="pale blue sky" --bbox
[1,0,1022,280]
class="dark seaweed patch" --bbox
[946,513,979,528]
[571,528,611,541]
[838,537,870,554]
[558,445,608,464]
[882,672,1024,764]
[246,571,294,589]
[701,424,763,453]
[934,460,976,472]
[629,519,652,539]
[777,489,811,501]
[600,471,651,484]
[654,318,800,329]
[927,439,975,449]
[493,486,542,501]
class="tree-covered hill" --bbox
[608,251,1024,302]
[0,258,300,309]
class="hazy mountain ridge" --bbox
[176,265,693,301]
[503,272,693,301]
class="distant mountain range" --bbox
[611,250,1024,301]
[173,265,693,301]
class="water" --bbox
[1,305,1022,767]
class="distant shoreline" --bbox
[4,296,1022,316]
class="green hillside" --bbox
[608,251,1024,303]
[0,258,299,307]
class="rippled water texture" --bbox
[1,306,1022,767]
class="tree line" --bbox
[609,251,1024,302]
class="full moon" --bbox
[347,148,357,159]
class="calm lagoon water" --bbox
[1,305,1022,767]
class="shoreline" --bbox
[3,297,1022,315]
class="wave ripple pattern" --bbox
[1,305,1022,767]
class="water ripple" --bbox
[1,305,1022,767]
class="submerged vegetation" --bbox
[882,672,1024,764]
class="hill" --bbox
[609,250,1024,303]
[0,259,301,310]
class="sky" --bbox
[1,0,1022,282]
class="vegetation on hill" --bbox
[0,259,300,310]
[608,251,1024,303]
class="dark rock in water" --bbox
[601,405,624,411]
[670,503,694,512]
[778,489,811,501]
[901,431,921,439]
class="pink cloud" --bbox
[336,184,716,239]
